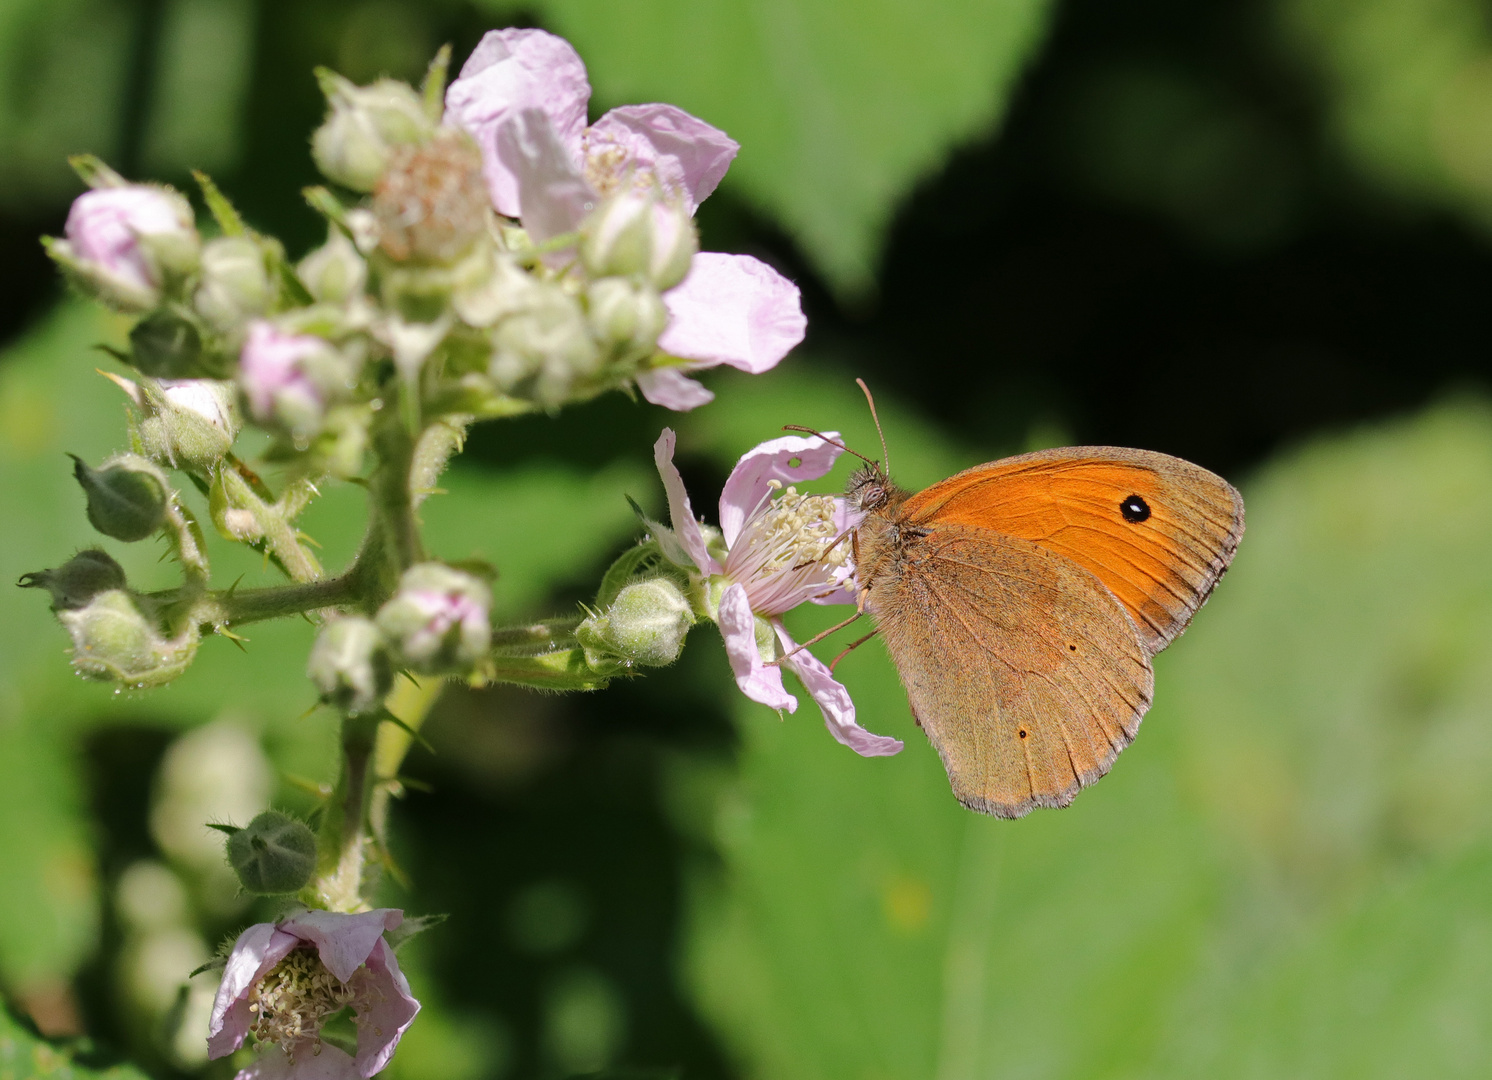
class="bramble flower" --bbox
[444,28,806,411]
[49,184,199,310]
[208,908,418,1079]
[652,429,902,756]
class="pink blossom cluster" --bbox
[445,28,806,410]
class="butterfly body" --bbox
[847,445,1243,818]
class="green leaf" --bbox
[1168,844,1492,1077]
[495,0,1055,298]
[1278,0,1492,228]
[0,1001,150,1079]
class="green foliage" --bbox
[1280,0,1492,228]
[496,0,1055,298]
[679,386,1492,1078]
[0,1003,148,1079]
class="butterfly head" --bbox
[846,462,894,514]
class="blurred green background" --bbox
[5,0,1492,1077]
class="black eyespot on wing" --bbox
[1120,494,1151,523]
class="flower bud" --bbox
[193,236,273,338]
[307,616,393,715]
[237,321,356,437]
[57,589,199,687]
[225,810,317,895]
[577,577,694,667]
[297,229,367,304]
[128,309,207,378]
[586,277,668,355]
[46,184,199,311]
[580,189,697,290]
[71,453,168,542]
[375,562,491,674]
[488,287,601,408]
[311,71,432,192]
[18,549,127,611]
[132,378,241,469]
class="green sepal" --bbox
[387,912,448,951]
[478,647,615,691]
[421,44,452,122]
[193,169,246,236]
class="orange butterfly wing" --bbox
[897,446,1244,654]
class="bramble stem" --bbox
[312,713,379,911]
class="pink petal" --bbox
[658,253,806,373]
[445,28,591,217]
[637,367,714,411]
[235,1044,360,1080]
[352,940,421,1077]
[586,104,738,213]
[209,923,300,1059]
[720,583,796,711]
[653,428,721,575]
[776,624,902,756]
[278,908,403,984]
[717,432,844,548]
[495,109,598,242]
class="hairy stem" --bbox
[312,713,379,912]
[410,414,471,509]
[368,411,424,594]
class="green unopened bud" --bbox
[312,71,432,192]
[586,277,668,356]
[297,228,367,303]
[71,453,168,541]
[307,616,393,715]
[119,376,241,469]
[580,189,697,289]
[489,287,601,407]
[577,577,694,667]
[193,236,273,337]
[129,310,206,378]
[18,549,127,611]
[225,810,317,895]
[375,562,491,674]
[57,589,199,687]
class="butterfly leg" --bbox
[766,610,865,666]
[828,628,881,673]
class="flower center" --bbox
[248,947,361,1059]
[581,132,666,200]
[725,481,848,616]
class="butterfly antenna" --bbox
[855,378,890,477]
[781,425,879,468]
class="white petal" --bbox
[658,253,805,373]
[721,584,796,711]
[777,624,902,757]
[637,367,715,411]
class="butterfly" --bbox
[803,387,1244,818]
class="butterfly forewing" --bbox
[897,447,1244,654]
[870,526,1155,818]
